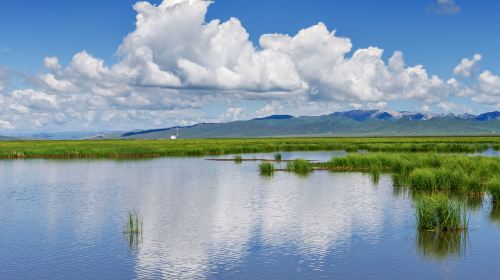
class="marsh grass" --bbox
[320,153,500,195]
[0,137,496,159]
[234,155,243,163]
[259,162,275,176]
[274,153,282,161]
[415,194,467,231]
[286,159,313,175]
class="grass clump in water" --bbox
[259,162,275,176]
[286,159,313,175]
[234,155,243,163]
[415,194,467,231]
[274,153,282,161]
[124,209,143,234]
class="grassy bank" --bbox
[0,136,498,159]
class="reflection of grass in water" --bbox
[490,180,500,202]
[124,210,143,249]
[259,162,275,176]
[466,195,484,211]
[490,203,500,225]
[416,194,468,231]
[286,159,313,176]
[417,230,467,260]
[234,155,243,163]
[370,169,380,185]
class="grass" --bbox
[319,153,500,195]
[259,162,275,176]
[274,153,282,161]
[124,210,143,234]
[0,136,497,159]
[234,155,243,163]
[286,159,313,175]
[415,194,467,231]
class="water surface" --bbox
[1,151,499,279]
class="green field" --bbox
[0,136,499,159]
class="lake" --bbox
[1,151,500,279]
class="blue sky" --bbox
[0,0,499,132]
[2,0,499,76]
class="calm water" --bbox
[1,151,500,279]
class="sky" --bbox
[0,0,499,132]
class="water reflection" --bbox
[2,154,499,279]
[417,230,468,260]
[490,203,500,225]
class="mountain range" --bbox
[94,110,500,139]
[2,110,499,140]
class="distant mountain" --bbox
[0,135,16,141]
[476,111,500,121]
[110,110,500,139]
[254,115,294,120]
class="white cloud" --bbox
[436,101,472,114]
[453,53,481,77]
[428,0,461,15]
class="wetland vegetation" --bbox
[0,136,498,159]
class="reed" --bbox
[259,162,275,176]
[274,153,282,161]
[415,194,467,231]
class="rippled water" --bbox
[1,151,500,279]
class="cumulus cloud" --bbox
[40,1,456,104]
[428,0,461,15]
[470,70,500,108]
[453,54,481,77]
[0,0,497,131]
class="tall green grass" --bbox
[274,153,282,161]
[415,194,467,231]
[0,136,496,159]
[259,162,275,176]
[286,159,313,175]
